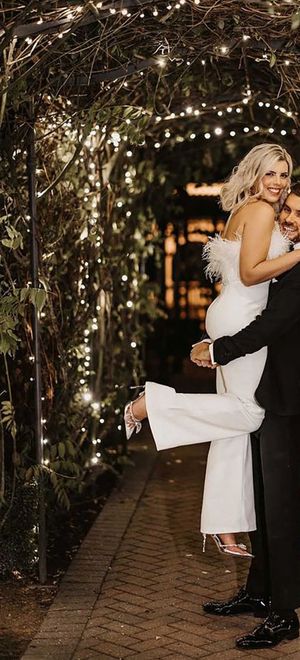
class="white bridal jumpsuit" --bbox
[145,226,290,533]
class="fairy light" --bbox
[204,132,211,139]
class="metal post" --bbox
[27,101,47,583]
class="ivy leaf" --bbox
[58,442,65,459]
[2,225,23,250]
[292,11,300,30]
[29,288,47,311]
[20,288,30,303]
[270,52,276,68]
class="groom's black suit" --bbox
[213,261,300,609]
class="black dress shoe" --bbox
[236,611,299,649]
[203,586,268,617]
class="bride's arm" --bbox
[239,201,300,286]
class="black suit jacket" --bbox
[213,263,300,415]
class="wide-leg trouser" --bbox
[247,412,300,610]
[145,380,264,452]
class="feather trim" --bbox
[202,234,240,282]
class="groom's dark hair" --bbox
[290,182,300,197]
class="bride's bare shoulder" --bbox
[243,199,275,217]
[241,200,275,225]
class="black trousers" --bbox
[247,412,300,610]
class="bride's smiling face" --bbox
[257,159,290,204]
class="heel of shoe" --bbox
[202,534,207,553]
[286,629,299,640]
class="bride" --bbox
[124,143,300,557]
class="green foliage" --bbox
[0,478,38,578]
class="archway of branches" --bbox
[1,0,300,577]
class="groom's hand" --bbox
[190,342,215,368]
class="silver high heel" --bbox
[202,533,254,558]
[124,387,145,440]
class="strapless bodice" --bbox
[203,223,291,285]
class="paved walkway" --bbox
[23,426,300,659]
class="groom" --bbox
[191,183,300,649]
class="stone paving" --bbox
[23,425,300,659]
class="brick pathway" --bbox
[23,425,300,659]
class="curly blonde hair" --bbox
[220,143,293,214]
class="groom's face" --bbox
[279,193,300,243]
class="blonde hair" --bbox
[220,143,293,214]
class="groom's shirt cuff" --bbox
[209,343,217,365]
